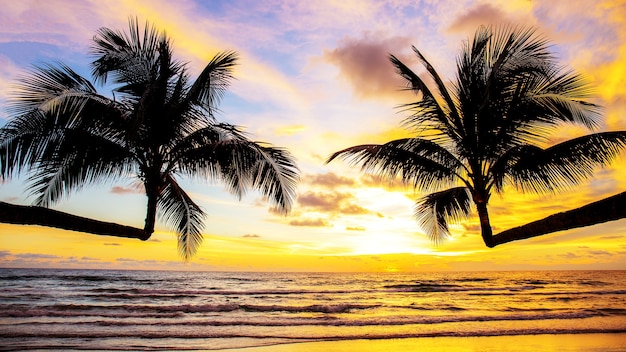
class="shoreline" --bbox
[219,333,626,352]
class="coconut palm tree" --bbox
[327,25,626,248]
[0,18,299,259]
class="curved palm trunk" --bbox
[142,162,163,236]
[492,191,626,246]
[143,189,158,235]
[476,201,496,248]
[0,201,149,240]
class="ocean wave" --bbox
[2,269,625,351]
[240,303,379,313]
[86,287,368,296]
[4,294,626,318]
[383,283,545,293]
[0,302,381,317]
[3,305,622,323]
[2,325,625,341]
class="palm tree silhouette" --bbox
[0,18,299,259]
[328,25,626,247]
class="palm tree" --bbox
[0,18,299,259]
[327,25,626,248]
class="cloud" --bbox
[267,206,288,216]
[289,218,333,227]
[447,3,508,33]
[339,203,371,215]
[447,2,535,34]
[103,242,121,246]
[324,33,414,100]
[242,234,261,238]
[14,253,62,260]
[110,185,141,194]
[588,250,612,256]
[598,235,623,240]
[304,172,355,188]
[359,174,409,192]
[560,252,582,259]
[297,191,352,211]
[297,190,373,216]
[346,226,366,231]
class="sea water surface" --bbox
[0,269,625,351]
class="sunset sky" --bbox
[1,0,625,272]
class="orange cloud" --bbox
[339,203,370,215]
[447,2,535,34]
[447,3,508,33]
[267,206,289,216]
[297,190,373,216]
[288,218,332,227]
[110,185,142,194]
[297,191,351,211]
[359,174,412,193]
[304,172,355,188]
[324,33,414,100]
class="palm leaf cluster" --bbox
[328,25,626,246]
[0,18,299,259]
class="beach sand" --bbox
[222,333,626,352]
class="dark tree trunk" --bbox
[143,188,158,235]
[476,201,495,248]
[0,201,150,240]
[492,191,626,246]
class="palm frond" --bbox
[327,138,463,192]
[480,25,551,80]
[246,144,299,214]
[1,63,128,180]
[415,187,472,244]
[159,175,206,261]
[167,122,245,178]
[8,63,98,118]
[90,17,164,86]
[0,109,54,177]
[390,54,457,143]
[526,67,602,129]
[412,47,463,136]
[187,51,238,120]
[500,131,626,193]
[171,123,299,213]
[25,128,133,206]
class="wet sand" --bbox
[223,333,626,352]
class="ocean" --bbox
[1,269,625,351]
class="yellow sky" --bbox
[0,0,625,271]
